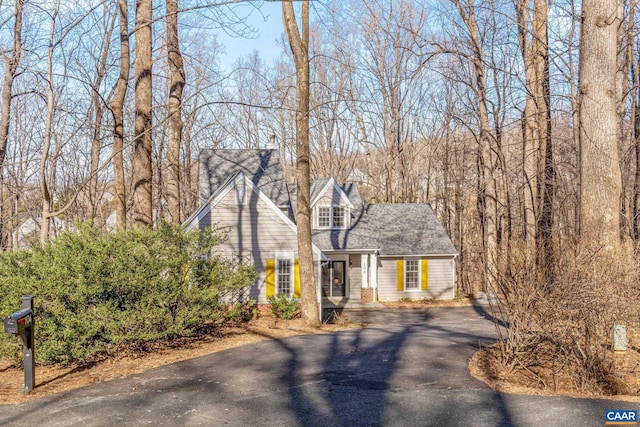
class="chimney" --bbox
[266,134,278,151]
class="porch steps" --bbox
[321,298,384,323]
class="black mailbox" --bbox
[3,308,33,336]
[3,295,35,393]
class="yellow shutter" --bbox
[266,259,275,298]
[397,259,404,291]
[294,259,301,298]
[421,259,429,291]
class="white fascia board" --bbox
[182,175,237,231]
[320,249,380,253]
[331,179,354,209]
[182,174,238,231]
[310,179,333,207]
[377,253,458,258]
[310,177,353,209]
[184,172,324,260]
[242,174,325,260]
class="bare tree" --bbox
[111,0,130,230]
[88,7,117,219]
[165,0,185,225]
[133,0,153,227]
[0,0,24,248]
[451,0,499,290]
[578,0,622,249]
[517,0,554,272]
[282,0,318,325]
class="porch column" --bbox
[361,254,368,288]
[370,252,378,302]
[360,253,372,303]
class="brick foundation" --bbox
[256,304,273,316]
[361,287,374,303]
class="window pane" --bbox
[277,259,292,294]
[332,207,344,227]
[406,260,419,289]
[318,207,330,227]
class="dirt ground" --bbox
[3,300,638,405]
[0,300,471,405]
[469,336,640,402]
[0,316,358,405]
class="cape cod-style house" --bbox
[183,148,458,312]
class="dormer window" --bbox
[316,205,348,229]
[318,207,331,227]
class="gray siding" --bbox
[427,257,456,299]
[313,179,345,206]
[196,186,302,304]
[377,256,455,301]
[314,190,344,207]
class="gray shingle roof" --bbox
[312,203,457,256]
[199,149,290,206]
[197,149,455,256]
[310,178,330,202]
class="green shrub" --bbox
[225,299,257,323]
[0,223,257,365]
[267,294,300,320]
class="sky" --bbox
[215,2,286,71]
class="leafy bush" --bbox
[0,223,257,365]
[267,294,300,320]
[225,299,257,323]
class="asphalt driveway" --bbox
[0,307,636,426]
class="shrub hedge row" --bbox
[0,223,257,365]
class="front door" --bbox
[322,260,346,297]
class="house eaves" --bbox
[310,177,354,209]
[184,172,325,260]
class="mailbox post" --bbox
[3,295,35,393]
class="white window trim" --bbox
[315,204,349,229]
[404,258,421,291]
[317,206,331,228]
[275,252,295,296]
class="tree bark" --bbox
[517,0,538,248]
[532,0,554,275]
[40,1,60,246]
[282,0,319,325]
[89,12,115,219]
[111,0,130,230]
[165,0,184,225]
[578,0,622,250]
[132,0,153,227]
[0,0,24,248]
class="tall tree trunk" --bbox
[0,0,24,249]
[40,1,60,246]
[533,0,554,275]
[618,0,633,239]
[517,0,538,248]
[633,47,640,240]
[165,0,184,225]
[132,0,153,227]
[282,0,319,325]
[452,0,499,291]
[89,14,115,219]
[111,0,130,229]
[578,0,622,250]
[518,0,553,271]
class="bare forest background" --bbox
[0,0,636,298]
